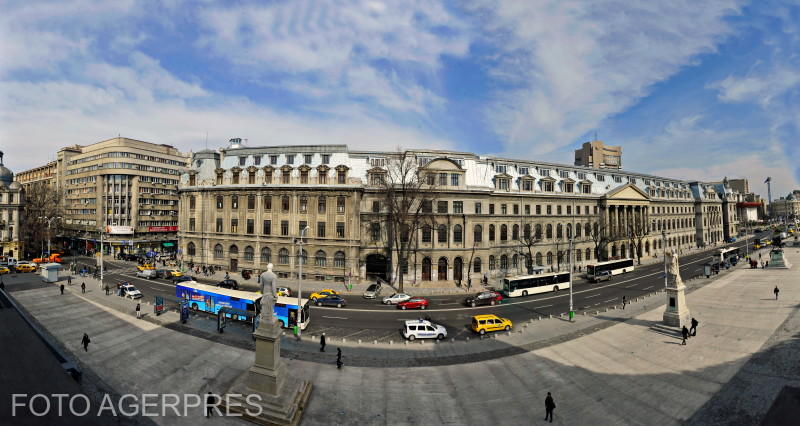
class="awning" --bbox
[162,242,175,247]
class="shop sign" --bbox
[148,226,178,232]
[106,226,134,234]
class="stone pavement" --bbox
[3,243,797,424]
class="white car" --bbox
[276,286,291,297]
[402,319,447,341]
[382,293,411,305]
[121,284,143,299]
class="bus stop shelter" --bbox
[217,307,258,333]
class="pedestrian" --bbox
[545,392,556,423]
[136,303,141,319]
[622,295,627,310]
[765,261,769,268]
[336,348,343,369]
[681,325,689,345]
[60,284,65,295]
[81,333,90,352]
[205,392,215,418]
[224,271,230,280]
[104,284,110,295]
[690,317,699,336]
[67,275,72,285]
[0,280,5,291]
[81,282,86,294]
[320,333,326,352]
[774,286,780,300]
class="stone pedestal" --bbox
[223,321,312,425]
[663,252,690,327]
[768,249,792,269]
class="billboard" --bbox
[148,226,178,232]
[106,226,134,235]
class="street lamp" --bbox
[662,230,668,290]
[38,216,61,258]
[296,225,310,339]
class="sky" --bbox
[1,0,799,199]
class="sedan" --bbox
[217,279,239,290]
[397,297,429,310]
[314,295,347,308]
[382,293,411,305]
[464,291,503,307]
[120,284,143,299]
[173,275,197,284]
[0,266,10,275]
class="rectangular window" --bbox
[582,184,591,194]
[585,206,589,215]
[543,181,554,192]
[336,222,345,238]
[232,172,240,185]
[557,205,562,215]
[518,166,529,175]
[318,172,327,184]
[422,200,433,213]
[239,156,247,166]
[189,174,196,186]
[614,175,623,183]
[547,205,552,215]
[216,218,223,232]
[299,197,308,213]
[247,196,255,209]
[286,154,295,164]
[281,220,289,236]
[577,172,586,180]
[489,204,495,215]
[248,173,255,184]
[281,172,290,184]
[525,205,530,215]
[270,155,278,165]
[304,154,313,164]
[501,204,507,215]
[559,170,570,178]
[263,220,271,235]
[451,174,459,186]
[595,173,605,182]
[474,202,482,214]
[495,164,507,173]
[453,201,463,214]
[299,220,307,236]
[282,196,290,212]
[321,154,330,164]
[246,219,254,234]
[300,171,308,184]
[439,173,447,186]
[264,170,272,184]
[540,168,550,177]
[231,196,239,209]
[566,205,571,215]
[437,201,448,214]
[317,222,326,238]
[372,201,380,213]
[263,196,272,210]
[499,179,509,190]
[230,219,238,233]
[536,205,541,215]
[337,170,346,184]
[254,155,261,166]
[189,218,195,231]
[337,197,346,213]
[189,196,196,209]
[523,180,533,191]
[513,204,519,215]
[426,173,435,185]
[564,182,574,193]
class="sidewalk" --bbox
[4,242,797,424]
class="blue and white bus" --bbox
[176,282,310,330]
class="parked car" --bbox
[591,270,612,283]
[166,269,183,278]
[314,294,347,308]
[382,293,411,305]
[725,237,737,243]
[136,269,157,279]
[464,291,503,307]
[120,284,143,299]
[402,319,447,341]
[153,269,169,279]
[471,314,513,335]
[15,263,37,273]
[0,266,10,275]
[173,275,196,284]
[397,297,429,310]
[217,279,239,290]
[363,283,382,299]
[309,289,340,301]
[276,286,291,297]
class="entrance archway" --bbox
[453,257,463,282]
[365,254,388,281]
[421,257,431,281]
[438,257,448,281]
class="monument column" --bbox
[663,250,690,327]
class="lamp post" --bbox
[568,197,576,321]
[296,226,310,338]
[38,216,61,259]
[662,230,667,289]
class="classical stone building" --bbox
[770,193,800,220]
[0,151,24,258]
[178,141,740,285]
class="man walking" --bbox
[136,303,141,319]
[690,317,699,336]
[774,286,780,300]
[81,282,86,294]
[81,333,91,352]
[104,284,110,295]
[205,392,215,418]
[67,275,72,285]
[336,348,343,369]
[320,333,326,352]
[60,283,65,295]
[544,392,556,423]
[681,325,689,345]
[622,295,627,310]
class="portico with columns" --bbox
[600,184,652,260]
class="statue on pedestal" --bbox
[258,263,278,326]
[663,250,690,327]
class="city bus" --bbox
[713,247,740,266]
[585,258,635,280]
[502,272,571,298]
[175,282,310,330]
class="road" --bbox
[69,233,769,342]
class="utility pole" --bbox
[296,226,310,339]
[662,230,667,289]
[568,197,576,321]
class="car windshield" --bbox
[366,284,378,291]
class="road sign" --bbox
[147,251,156,258]
[154,296,165,316]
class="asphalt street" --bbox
[68,232,769,343]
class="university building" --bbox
[0,151,24,258]
[177,140,740,285]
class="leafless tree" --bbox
[626,219,648,265]
[589,222,610,262]
[516,230,542,274]
[20,182,65,258]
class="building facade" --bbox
[574,140,622,169]
[0,151,24,258]
[770,193,800,220]
[178,142,740,285]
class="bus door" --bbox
[287,307,298,327]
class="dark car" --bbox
[314,295,347,308]
[173,275,196,284]
[217,279,239,290]
[154,269,170,279]
[464,291,503,307]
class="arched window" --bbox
[535,252,543,266]
[421,257,432,280]
[500,255,508,270]
[535,224,543,240]
[473,224,483,242]
[334,251,346,267]
[556,224,563,239]
[575,249,582,262]
[244,246,254,261]
[297,248,307,265]
[489,255,496,270]
[315,250,326,267]
[511,254,518,268]
[557,250,564,265]
[585,248,591,261]
[546,224,553,239]
[593,222,598,236]
[454,257,463,281]
[500,224,508,241]
[575,223,582,238]
[187,242,196,256]
[489,224,496,241]
[422,225,432,243]
[546,251,553,265]
[524,224,531,240]
[473,257,482,273]
[278,248,289,264]
[214,244,223,259]
[437,224,448,243]
[512,224,519,240]
[261,247,271,263]
[453,225,463,243]
[437,257,448,281]
[566,223,572,239]
[229,245,239,256]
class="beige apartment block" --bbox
[574,140,622,169]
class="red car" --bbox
[397,297,429,310]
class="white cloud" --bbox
[712,67,800,107]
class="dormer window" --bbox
[304,154,313,164]
[518,166,529,175]
[321,154,330,165]
[563,182,574,193]
[450,173,459,186]
[581,183,591,194]
[495,164,507,174]
[559,170,570,178]
[522,179,533,191]
[498,178,509,190]
[613,175,623,183]
[270,155,278,165]
[539,168,550,177]
[286,154,295,165]
[239,156,247,166]
[188,174,196,186]
[542,180,554,192]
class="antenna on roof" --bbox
[205,132,208,150]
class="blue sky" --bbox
[1,0,799,198]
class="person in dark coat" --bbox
[205,392,215,417]
[136,303,141,319]
[67,275,72,285]
[104,284,110,295]
[545,392,556,422]
[81,333,90,352]
[774,286,780,300]
[622,295,627,310]
[60,284,65,295]
[690,317,699,336]
[320,333,326,352]
[81,282,86,294]
[681,325,689,345]
[336,348,343,369]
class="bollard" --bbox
[466,337,470,342]
[549,314,553,319]
[342,338,346,343]
[595,311,599,315]
[358,339,362,344]
[389,340,393,345]
[373,340,377,345]
[451,338,455,343]
[538,316,542,321]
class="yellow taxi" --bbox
[15,263,37,273]
[166,269,183,277]
[471,314,513,335]
[136,264,156,271]
[309,289,340,301]
[0,266,10,274]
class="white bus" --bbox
[713,247,740,266]
[586,259,635,280]
[502,272,571,298]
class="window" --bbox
[318,196,326,213]
[299,221,307,236]
[246,219,254,234]
[545,205,551,215]
[498,179,509,190]
[281,220,289,236]
[546,252,553,265]
[189,196,196,209]
[286,154,295,164]
[317,222,326,238]
[318,172,327,184]
[300,170,309,184]
[542,181,554,192]
[489,204,495,215]
[475,202,482,214]
[473,257,482,273]
[239,156,247,166]
[189,174,196,186]
[437,224,448,243]
[370,222,380,241]
[281,196,290,212]
[577,172,586,180]
[501,204,507,215]
[500,255,508,270]
[582,183,591,194]
[189,218,195,231]
[422,200,433,213]
[451,174,459,186]
[282,171,290,184]
[337,196,346,213]
[304,154,313,164]
[500,224,507,240]
[524,224,531,239]
[214,244,223,259]
[564,182,574,193]
[422,225,432,243]
[336,222,345,238]
[595,173,605,182]
[248,172,255,184]
[264,170,272,184]
[278,248,289,264]
[232,172,240,185]
[556,224,563,239]
[216,196,223,209]
[557,205,562,215]
[231,195,239,209]
[540,168,550,177]
[315,250,326,267]
[437,201,448,214]
[523,180,533,191]
[546,224,553,239]
[261,247,271,263]
[216,173,223,185]
[230,219,238,233]
[270,155,278,165]
[187,242,196,256]
[518,166,529,175]
[495,164,507,173]
[263,195,272,210]
[334,251,345,268]
[512,224,519,240]
[244,246,254,261]
[321,154,330,164]
[299,196,308,213]
[372,201,380,213]
[453,201,463,214]
[254,156,261,166]
[489,224,495,241]
[439,173,447,186]
[525,205,531,215]
[426,173,435,185]
[614,175,623,183]
[559,170,570,178]
[263,220,271,235]
[453,225,463,243]
[474,225,483,242]
[216,218,223,233]
[247,195,255,209]
[513,204,519,215]
[489,256,496,270]
[337,170,346,184]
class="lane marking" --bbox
[322,316,348,320]
[534,304,553,309]
[604,299,616,303]
[584,294,600,299]
[643,286,653,290]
